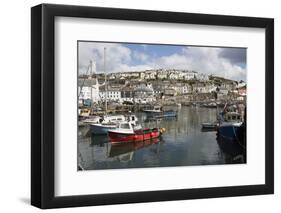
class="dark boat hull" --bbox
[90,124,116,135]
[217,125,240,140]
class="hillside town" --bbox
[78,68,246,110]
[78,45,247,171]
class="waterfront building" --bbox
[164,88,177,96]
[120,86,134,103]
[133,84,155,103]
[217,88,229,100]
[192,82,208,93]
[78,78,100,104]
[237,80,246,88]
[152,84,164,98]
[238,85,247,97]
[182,84,193,94]
[99,85,122,102]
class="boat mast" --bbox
[89,60,93,108]
[104,47,108,115]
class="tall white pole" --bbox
[89,60,93,78]
[104,47,107,114]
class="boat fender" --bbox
[160,128,166,134]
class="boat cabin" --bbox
[116,121,142,131]
[79,108,91,117]
[102,115,125,123]
[223,112,242,123]
[144,105,162,112]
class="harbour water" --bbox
[78,106,246,170]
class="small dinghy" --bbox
[201,122,218,131]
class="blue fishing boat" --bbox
[216,103,246,159]
[143,106,177,118]
[217,111,242,140]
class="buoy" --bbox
[160,128,166,133]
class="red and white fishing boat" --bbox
[108,121,165,143]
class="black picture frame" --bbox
[31,3,274,209]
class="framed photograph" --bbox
[31,4,274,209]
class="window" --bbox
[120,123,130,129]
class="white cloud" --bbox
[78,42,132,73]
[118,64,153,72]
[181,47,246,80]
[132,50,149,62]
[150,47,246,80]
[79,42,246,81]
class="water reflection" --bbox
[110,138,161,155]
[217,135,246,163]
[109,138,161,161]
[78,106,246,170]
[90,135,109,146]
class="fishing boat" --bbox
[108,121,165,143]
[90,114,139,135]
[143,105,162,113]
[143,106,177,118]
[216,102,246,157]
[90,123,117,135]
[217,111,243,140]
[81,116,101,124]
[202,102,217,108]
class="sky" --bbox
[78,41,246,81]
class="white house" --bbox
[182,84,193,94]
[99,85,121,102]
[133,84,155,103]
[157,70,168,79]
[144,70,157,80]
[78,86,92,100]
[78,78,100,104]
[237,81,246,89]
[196,73,209,81]
[183,71,197,80]
[169,71,180,80]
[120,87,134,103]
